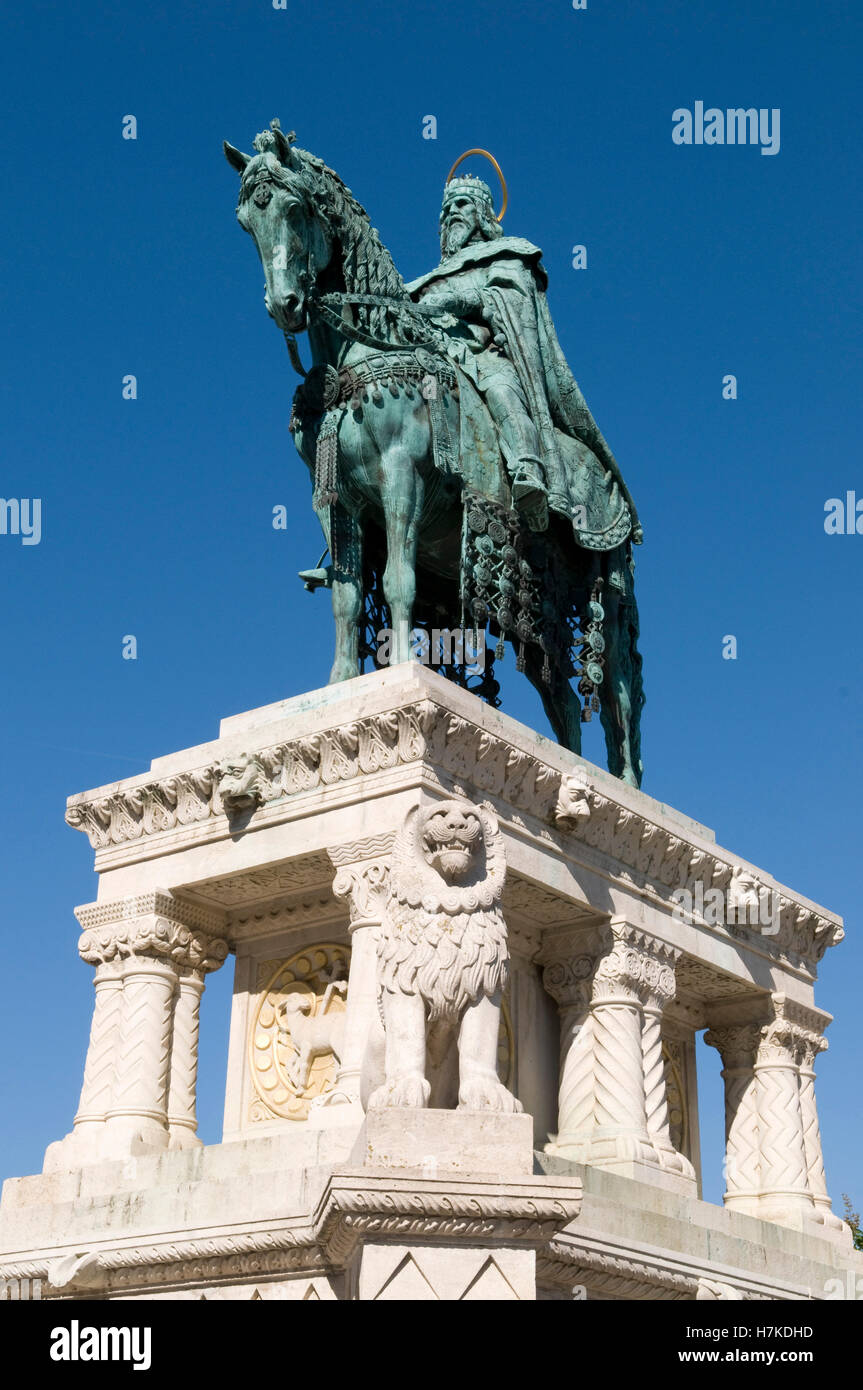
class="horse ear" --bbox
[272,126,295,165]
[223,141,251,173]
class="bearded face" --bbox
[422,806,482,881]
[440,193,484,256]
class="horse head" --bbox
[224,124,333,334]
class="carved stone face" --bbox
[421,805,482,881]
[731,870,760,908]
[217,754,261,812]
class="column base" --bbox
[738,1194,852,1244]
[546,1131,697,1195]
[43,1119,174,1172]
[168,1124,203,1151]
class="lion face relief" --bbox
[421,806,482,882]
[217,752,264,813]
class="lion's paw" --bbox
[368,1074,431,1109]
[458,1077,524,1114]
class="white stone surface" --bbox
[1,667,855,1299]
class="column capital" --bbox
[539,922,606,1012]
[756,995,832,1069]
[704,1023,764,1069]
[328,837,394,928]
[595,919,681,1007]
[74,893,229,972]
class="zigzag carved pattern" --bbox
[111,975,173,1117]
[798,1073,827,1199]
[755,1069,808,1194]
[75,978,123,1123]
[724,1070,761,1194]
[167,984,201,1125]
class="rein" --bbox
[309,290,439,353]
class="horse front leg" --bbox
[380,444,423,665]
[317,501,363,684]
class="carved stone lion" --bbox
[554,769,593,829]
[217,753,264,813]
[363,798,522,1113]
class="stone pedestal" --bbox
[313,1112,581,1300]
[1,667,857,1300]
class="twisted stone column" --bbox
[167,968,206,1148]
[706,996,845,1233]
[704,1023,763,1215]
[106,954,178,1150]
[640,953,696,1182]
[541,945,596,1151]
[72,961,124,1133]
[542,919,691,1187]
[797,1026,844,1232]
[328,843,392,1105]
[43,893,227,1171]
[751,1000,815,1223]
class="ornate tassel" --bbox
[313,412,340,510]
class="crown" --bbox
[443,174,495,207]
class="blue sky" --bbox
[1,0,860,1210]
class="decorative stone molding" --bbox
[63,698,842,974]
[539,1235,787,1302]
[0,1225,322,1295]
[313,1171,583,1270]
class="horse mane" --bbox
[242,145,410,342]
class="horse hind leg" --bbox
[599,591,644,788]
[319,502,363,684]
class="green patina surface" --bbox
[225,122,644,786]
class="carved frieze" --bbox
[64,696,842,972]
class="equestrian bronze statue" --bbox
[225,123,645,785]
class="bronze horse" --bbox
[225,125,644,785]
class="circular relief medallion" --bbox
[249,942,351,1123]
